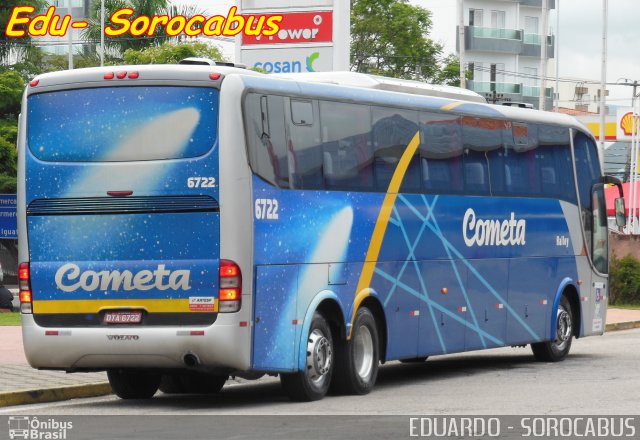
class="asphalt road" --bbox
[1,329,638,439]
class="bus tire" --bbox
[107,369,161,399]
[280,312,333,401]
[332,307,379,395]
[531,296,574,362]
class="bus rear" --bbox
[17,66,252,393]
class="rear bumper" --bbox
[21,312,252,371]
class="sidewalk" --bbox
[1,308,639,408]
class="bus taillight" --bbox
[18,262,32,314]
[219,260,241,313]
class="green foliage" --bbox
[123,41,225,65]
[351,0,443,80]
[0,70,25,118]
[433,54,472,87]
[609,255,640,305]
[0,0,48,63]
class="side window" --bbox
[573,131,602,211]
[537,125,576,204]
[371,107,420,192]
[498,123,540,197]
[592,184,609,274]
[319,101,373,191]
[460,117,507,195]
[287,99,323,189]
[244,93,289,188]
[419,113,462,194]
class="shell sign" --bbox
[617,108,640,140]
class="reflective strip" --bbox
[409,310,420,317]
[33,298,219,314]
[458,306,467,313]
[540,299,548,305]
[495,303,504,310]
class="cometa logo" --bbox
[54,263,191,292]
[463,208,526,247]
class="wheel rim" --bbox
[306,328,332,388]
[554,304,572,351]
[353,324,374,381]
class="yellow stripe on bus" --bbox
[440,101,465,111]
[32,298,218,314]
[348,131,422,338]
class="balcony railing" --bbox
[522,86,554,98]
[469,26,522,40]
[469,82,522,94]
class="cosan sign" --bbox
[244,47,333,73]
[243,11,333,45]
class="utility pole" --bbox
[554,0,560,112]
[67,0,73,70]
[458,0,466,89]
[539,0,549,111]
[599,0,608,170]
[100,0,105,66]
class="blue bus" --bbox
[17,64,625,401]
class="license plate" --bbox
[103,311,143,324]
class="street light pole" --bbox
[67,0,73,70]
[100,0,105,66]
[599,0,608,170]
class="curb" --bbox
[0,383,112,408]
[605,320,640,332]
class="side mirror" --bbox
[615,197,626,227]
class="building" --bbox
[35,0,91,56]
[457,0,555,110]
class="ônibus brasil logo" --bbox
[8,416,72,440]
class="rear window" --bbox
[28,87,218,162]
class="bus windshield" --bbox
[27,86,219,162]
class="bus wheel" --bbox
[332,307,379,395]
[281,312,333,401]
[107,369,161,399]
[531,296,573,362]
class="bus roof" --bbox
[235,72,592,136]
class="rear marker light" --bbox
[190,331,205,336]
[210,73,221,80]
[117,72,127,79]
[239,321,248,327]
[219,260,241,313]
[19,262,32,314]
[45,331,59,336]
[30,79,40,87]
[128,72,139,79]
[107,191,133,197]
[104,72,115,80]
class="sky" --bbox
[174,0,640,107]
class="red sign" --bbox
[243,11,333,45]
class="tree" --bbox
[0,0,48,64]
[0,70,24,118]
[434,54,472,87]
[84,0,170,58]
[83,0,208,60]
[350,0,443,80]
[123,41,225,65]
